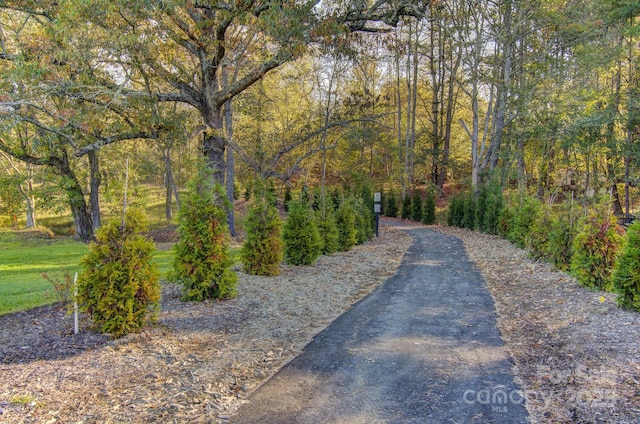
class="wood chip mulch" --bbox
[438,226,640,424]
[1,223,639,423]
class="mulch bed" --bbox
[1,223,639,423]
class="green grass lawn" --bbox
[0,229,175,316]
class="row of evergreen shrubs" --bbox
[382,187,436,225]
[242,186,376,275]
[447,184,640,312]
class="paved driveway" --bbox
[232,225,528,423]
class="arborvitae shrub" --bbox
[330,187,342,210]
[475,186,488,231]
[78,208,160,338]
[612,221,640,311]
[482,182,504,235]
[384,190,398,217]
[447,193,463,227]
[353,197,374,244]
[170,173,237,301]
[316,207,340,255]
[526,207,554,260]
[422,187,436,225]
[335,199,357,251]
[241,187,283,276]
[283,186,292,212]
[411,190,423,222]
[401,194,412,219]
[461,192,476,230]
[497,204,515,238]
[546,202,579,271]
[312,188,323,211]
[571,208,624,291]
[283,201,322,265]
[507,195,541,248]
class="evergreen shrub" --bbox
[384,190,398,218]
[506,195,541,248]
[401,194,412,219]
[571,208,624,291]
[411,190,423,222]
[283,201,322,265]
[316,207,340,255]
[481,181,504,234]
[546,202,579,271]
[526,207,554,260]
[78,208,160,337]
[422,187,436,225]
[612,221,640,311]
[335,199,357,251]
[241,187,283,276]
[353,197,374,244]
[169,172,237,301]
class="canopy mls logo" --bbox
[463,385,524,413]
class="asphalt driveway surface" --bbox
[232,225,528,423]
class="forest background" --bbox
[0,0,638,240]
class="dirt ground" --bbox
[1,222,639,423]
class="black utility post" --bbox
[374,192,381,237]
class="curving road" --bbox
[232,224,528,423]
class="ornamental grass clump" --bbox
[169,171,237,301]
[612,221,640,311]
[78,208,160,338]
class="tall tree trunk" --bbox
[88,150,101,231]
[224,101,236,236]
[395,28,405,199]
[202,105,227,187]
[24,163,36,228]
[164,147,174,222]
[488,0,513,170]
[62,152,93,241]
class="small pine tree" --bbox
[170,170,237,301]
[571,207,624,291]
[384,190,398,218]
[78,208,160,338]
[612,221,640,311]
[241,186,283,276]
[401,194,412,219]
[411,190,423,222]
[316,207,340,255]
[335,199,357,251]
[422,187,436,225]
[283,201,322,265]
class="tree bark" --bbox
[24,163,36,228]
[62,152,93,241]
[88,150,101,231]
